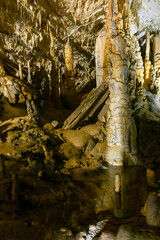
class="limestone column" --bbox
[103,0,137,166]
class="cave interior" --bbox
[0,0,160,239]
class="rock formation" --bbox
[102,0,138,166]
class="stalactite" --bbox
[134,36,144,84]
[122,1,130,35]
[95,28,107,87]
[65,38,73,72]
[46,20,50,33]
[50,30,57,69]
[108,0,112,19]
[146,31,150,61]
[114,0,118,14]
[153,33,160,93]
[144,31,151,88]
[64,38,76,99]
[130,0,142,27]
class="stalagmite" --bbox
[26,99,39,124]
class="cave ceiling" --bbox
[0,0,159,88]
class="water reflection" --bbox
[72,165,147,223]
[98,165,147,218]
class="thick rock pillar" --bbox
[103,0,137,166]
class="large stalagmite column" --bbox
[103,0,137,166]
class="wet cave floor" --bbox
[0,158,160,239]
[0,103,160,239]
